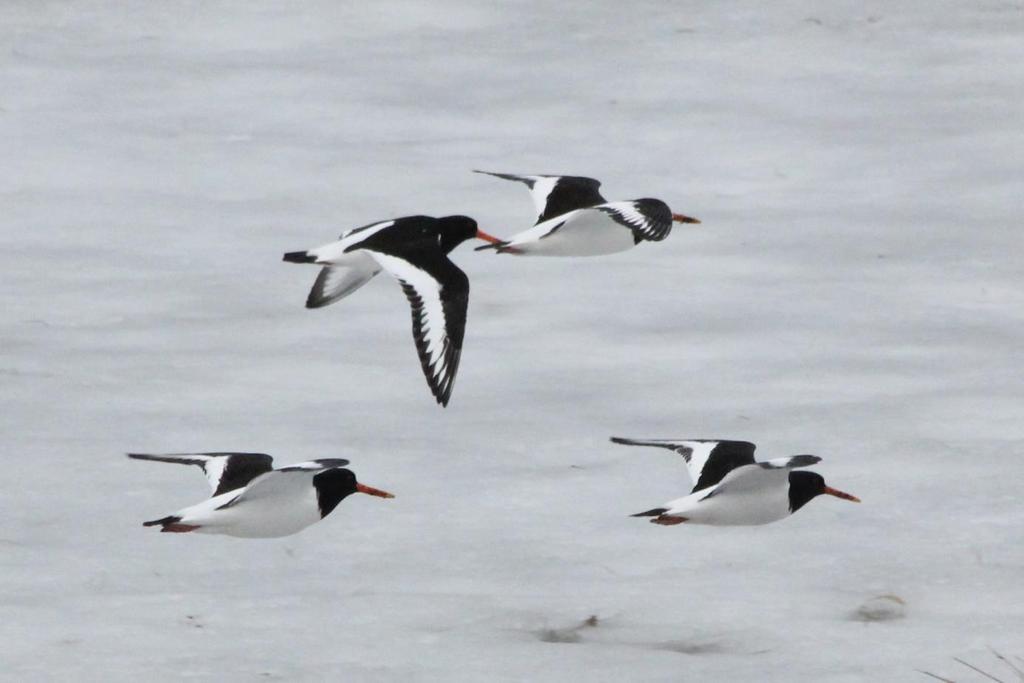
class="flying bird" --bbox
[129,452,394,538]
[610,437,859,526]
[284,215,502,407]
[474,170,700,256]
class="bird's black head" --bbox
[312,468,395,518]
[436,215,484,253]
[788,470,860,513]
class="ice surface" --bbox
[1,1,1022,680]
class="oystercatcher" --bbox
[284,215,502,407]
[129,452,394,538]
[473,171,700,256]
[610,437,859,526]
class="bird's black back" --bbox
[537,176,606,223]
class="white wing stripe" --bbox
[677,442,718,487]
[501,209,584,246]
[201,457,228,493]
[601,201,648,228]
[528,177,558,219]
[365,252,451,385]
[339,220,395,243]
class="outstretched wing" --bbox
[215,470,317,510]
[596,199,673,243]
[277,458,351,472]
[610,438,757,493]
[473,211,575,253]
[337,219,397,242]
[475,170,606,223]
[215,460,353,511]
[305,256,381,309]
[758,455,821,470]
[363,250,470,407]
[127,452,275,496]
[711,456,822,494]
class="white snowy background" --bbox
[2,1,1022,680]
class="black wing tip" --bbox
[321,458,351,468]
[306,458,351,469]
[425,353,461,408]
[473,169,540,189]
[126,452,177,462]
[631,507,669,518]
[304,293,331,309]
[283,250,316,264]
[473,169,515,179]
[609,437,676,449]
[430,370,457,407]
[304,274,345,308]
[474,169,601,184]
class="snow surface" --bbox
[2,1,1023,680]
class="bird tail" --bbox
[474,241,524,255]
[142,515,200,533]
[143,515,178,527]
[283,250,316,263]
[473,241,508,252]
[630,507,670,518]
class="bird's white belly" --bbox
[671,487,792,526]
[509,212,636,256]
[182,491,322,538]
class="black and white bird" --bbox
[473,171,700,256]
[129,452,394,538]
[284,215,502,407]
[610,437,859,526]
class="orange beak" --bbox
[356,483,395,499]
[823,486,860,503]
[672,213,701,224]
[475,229,504,244]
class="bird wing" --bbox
[711,456,823,494]
[362,249,470,407]
[595,199,673,242]
[276,458,351,472]
[127,452,275,496]
[215,469,317,510]
[337,219,397,242]
[215,460,353,510]
[474,170,606,223]
[610,438,757,493]
[305,255,381,309]
[474,210,579,252]
[758,455,822,470]
[284,220,396,267]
